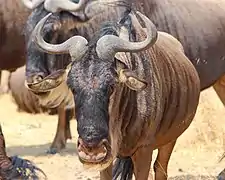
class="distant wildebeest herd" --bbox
[0,0,225,179]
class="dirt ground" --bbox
[1,87,225,180]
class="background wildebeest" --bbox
[32,10,201,179]
[0,0,46,178]
[26,15,77,152]
[0,0,29,70]
[0,0,76,155]
[0,0,30,94]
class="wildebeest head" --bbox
[31,10,158,170]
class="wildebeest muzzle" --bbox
[77,137,112,170]
[25,67,74,108]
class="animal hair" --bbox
[113,157,133,180]
[87,9,135,49]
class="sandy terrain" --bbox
[1,87,225,180]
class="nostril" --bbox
[78,126,109,147]
[26,73,46,84]
[77,137,110,163]
[78,137,98,148]
[32,75,44,83]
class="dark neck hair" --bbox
[88,7,138,46]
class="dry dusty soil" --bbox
[1,87,225,180]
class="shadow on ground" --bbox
[169,174,217,180]
[6,142,77,157]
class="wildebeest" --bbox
[23,2,225,174]
[0,0,76,155]
[31,10,201,179]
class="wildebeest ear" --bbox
[118,69,147,91]
[115,58,127,72]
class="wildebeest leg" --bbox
[213,75,225,180]
[131,146,153,180]
[100,163,112,180]
[213,74,225,106]
[65,108,73,140]
[0,70,11,94]
[48,106,72,154]
[153,140,176,180]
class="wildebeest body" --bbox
[109,32,200,156]
[132,0,225,90]
[0,0,30,70]
[0,0,30,93]
[70,15,200,180]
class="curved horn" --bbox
[32,13,88,60]
[21,0,44,9]
[44,0,87,13]
[96,11,158,59]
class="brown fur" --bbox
[0,0,30,93]
[107,30,200,179]
[133,0,225,90]
[0,0,30,70]
[80,1,225,177]
[51,0,225,90]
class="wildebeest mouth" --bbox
[77,138,113,170]
[25,69,67,92]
